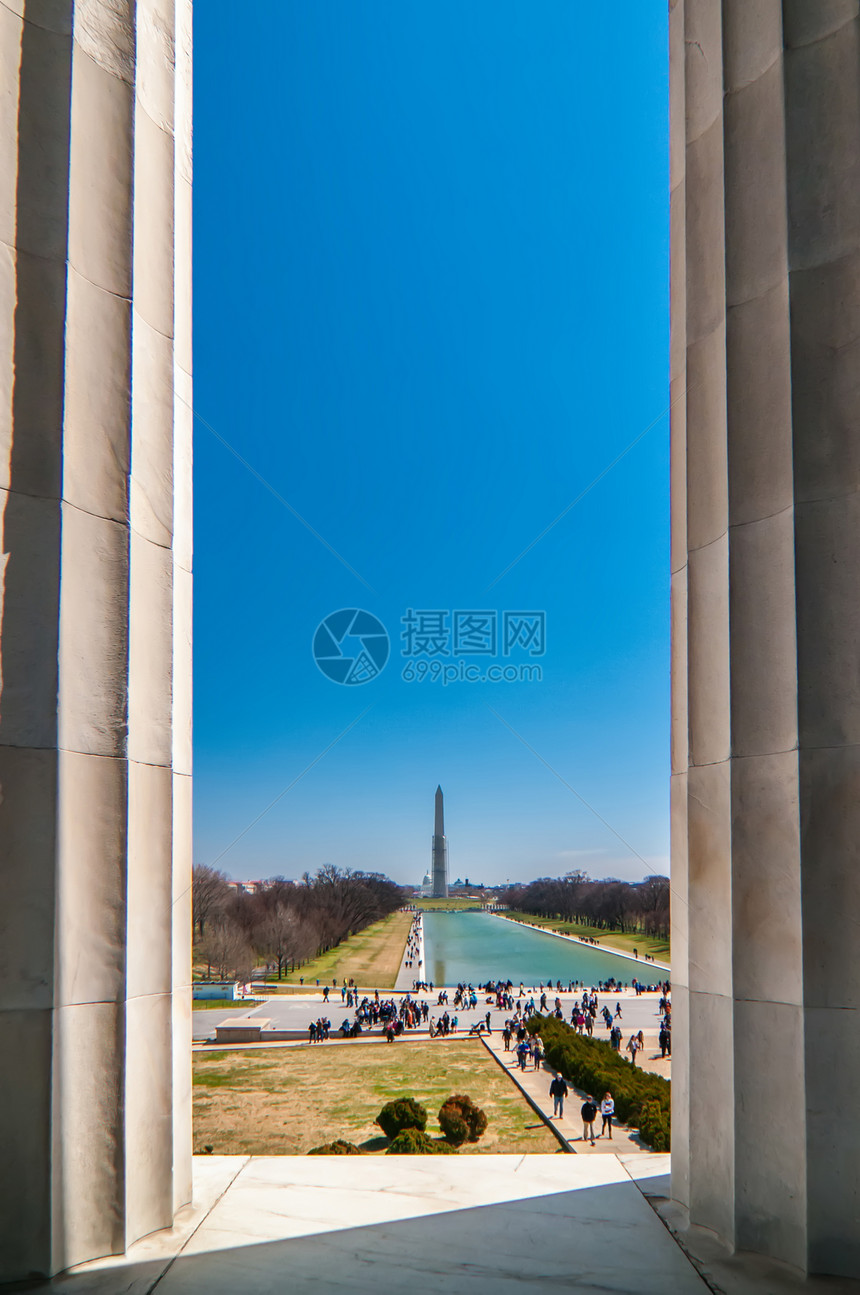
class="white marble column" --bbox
[0,0,192,1280]
[672,0,860,1277]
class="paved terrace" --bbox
[44,1153,705,1294]
[194,987,670,1075]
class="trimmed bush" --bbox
[375,1097,428,1140]
[438,1094,488,1146]
[637,1100,670,1153]
[307,1139,364,1155]
[386,1128,458,1155]
[528,1014,671,1150]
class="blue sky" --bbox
[193,2,669,887]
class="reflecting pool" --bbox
[422,911,654,987]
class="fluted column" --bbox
[0,0,192,1280]
[672,0,860,1277]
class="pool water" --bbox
[422,911,649,987]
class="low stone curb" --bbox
[479,1035,574,1154]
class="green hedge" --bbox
[528,1014,671,1151]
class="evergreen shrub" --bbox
[528,1014,670,1150]
[307,1140,364,1155]
[375,1097,428,1139]
[438,1094,488,1146]
[386,1128,458,1155]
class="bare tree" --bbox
[192,865,231,938]
[199,918,253,982]
[259,902,300,979]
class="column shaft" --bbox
[672,0,860,1276]
[0,1,192,1279]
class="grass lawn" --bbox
[506,913,670,963]
[192,998,264,1011]
[416,898,482,911]
[193,1038,559,1156]
[269,911,412,990]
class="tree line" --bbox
[192,864,405,981]
[503,872,670,938]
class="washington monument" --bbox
[431,785,448,898]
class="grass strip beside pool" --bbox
[265,910,412,990]
[193,1038,559,1156]
[505,913,669,963]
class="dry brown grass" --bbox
[193,1038,559,1156]
[270,911,413,989]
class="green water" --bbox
[422,911,655,986]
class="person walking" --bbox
[549,1073,568,1118]
[626,1033,640,1067]
[532,1038,543,1070]
[580,1095,597,1145]
[599,1092,615,1139]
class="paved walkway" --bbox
[480,1034,652,1155]
[393,913,425,991]
[194,987,671,1051]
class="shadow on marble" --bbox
[29,1157,707,1295]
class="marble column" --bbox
[0,0,192,1280]
[671,0,860,1277]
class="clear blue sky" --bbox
[193,2,669,888]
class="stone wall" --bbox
[0,0,192,1279]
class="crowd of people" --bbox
[302,978,671,1072]
[401,913,423,975]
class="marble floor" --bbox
[41,1153,707,1294]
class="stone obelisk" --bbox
[431,785,448,898]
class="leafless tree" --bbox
[192,865,231,938]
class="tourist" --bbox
[532,1038,543,1071]
[549,1073,568,1117]
[503,1024,512,1052]
[659,1023,670,1058]
[517,1039,530,1071]
[599,1092,615,1139]
[580,1095,597,1144]
[626,1033,640,1067]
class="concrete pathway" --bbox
[480,1034,652,1156]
